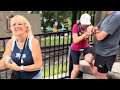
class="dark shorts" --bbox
[70,47,92,65]
[94,54,116,73]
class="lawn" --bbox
[0,35,93,52]
[40,35,93,47]
[40,36,71,47]
[42,63,68,78]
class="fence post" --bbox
[68,11,77,78]
[72,11,77,26]
[69,53,73,78]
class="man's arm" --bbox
[94,15,120,41]
[94,27,109,41]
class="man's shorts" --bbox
[94,54,116,73]
[70,47,92,65]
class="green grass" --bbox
[89,35,94,42]
[40,36,71,46]
[42,63,68,78]
[40,35,93,47]
[0,36,93,52]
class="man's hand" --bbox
[94,26,99,30]
[94,26,100,34]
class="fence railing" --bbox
[0,30,96,79]
[0,31,73,79]
[0,11,97,79]
[34,31,72,79]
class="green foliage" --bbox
[31,11,72,32]
[67,17,72,30]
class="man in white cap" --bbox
[70,13,94,79]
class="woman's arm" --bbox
[0,60,4,68]
[23,38,42,71]
[0,39,12,68]
[73,32,89,44]
[73,25,94,44]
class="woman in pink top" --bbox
[70,13,94,79]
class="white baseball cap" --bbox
[80,13,91,25]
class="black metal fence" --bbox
[0,31,73,79]
[0,31,94,79]
[0,11,96,79]
[34,31,72,79]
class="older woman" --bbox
[70,13,94,79]
[0,15,42,79]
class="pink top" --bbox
[71,24,89,51]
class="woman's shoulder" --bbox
[28,37,40,51]
[7,39,13,45]
[31,37,39,44]
[5,39,13,50]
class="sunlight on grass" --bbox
[40,35,93,47]
[40,36,71,46]
[0,36,93,51]
[42,63,68,78]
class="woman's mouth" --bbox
[15,27,22,31]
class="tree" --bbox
[29,11,72,32]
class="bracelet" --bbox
[20,65,24,71]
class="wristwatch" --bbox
[20,65,24,71]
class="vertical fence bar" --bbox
[65,31,69,77]
[39,35,43,79]
[53,33,56,79]
[61,32,65,78]
[69,11,77,78]
[57,32,60,79]
[39,35,41,46]
[69,31,73,78]
[48,34,51,79]
[3,40,5,52]
[43,34,47,79]
[3,40,8,79]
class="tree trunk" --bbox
[72,11,77,27]
[94,11,102,26]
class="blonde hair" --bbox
[10,15,34,40]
